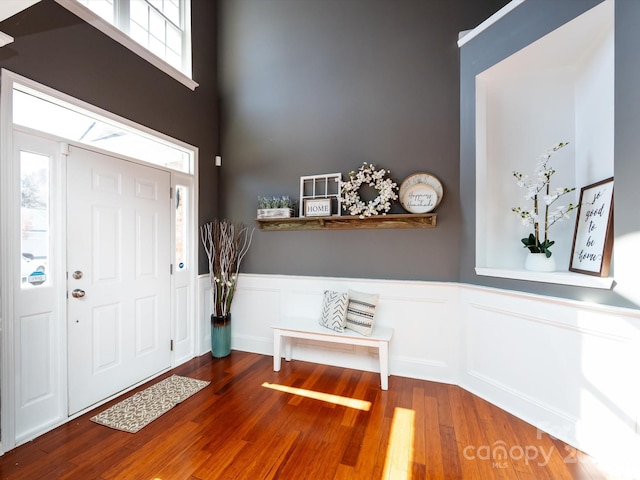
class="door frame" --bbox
[0,69,200,452]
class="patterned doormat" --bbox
[90,375,210,433]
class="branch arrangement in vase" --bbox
[511,142,576,258]
[200,219,254,317]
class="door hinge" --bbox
[170,186,174,199]
[170,339,174,351]
[170,264,173,275]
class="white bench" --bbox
[271,318,394,390]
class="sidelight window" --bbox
[20,151,50,288]
[174,184,188,271]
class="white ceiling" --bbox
[0,0,40,23]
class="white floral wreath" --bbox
[340,162,398,218]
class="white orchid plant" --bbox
[511,142,576,258]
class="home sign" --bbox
[305,198,332,217]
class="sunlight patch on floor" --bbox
[382,407,415,480]
[261,382,371,411]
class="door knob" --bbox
[72,270,83,279]
[71,289,86,298]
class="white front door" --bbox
[66,146,172,415]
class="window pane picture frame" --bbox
[569,177,614,277]
[299,173,342,217]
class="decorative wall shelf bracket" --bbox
[257,213,436,231]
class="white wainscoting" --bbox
[200,273,640,474]
[459,285,640,475]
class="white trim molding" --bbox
[475,267,615,289]
[0,31,14,47]
[457,0,526,47]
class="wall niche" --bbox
[473,0,614,288]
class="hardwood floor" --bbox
[1,351,609,479]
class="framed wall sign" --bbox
[569,177,614,276]
[299,173,341,217]
[305,198,332,217]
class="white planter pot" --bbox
[257,208,293,219]
[525,252,556,272]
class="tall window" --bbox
[174,184,189,271]
[20,151,50,288]
[75,0,190,75]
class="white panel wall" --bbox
[460,285,640,475]
[483,70,576,270]
[229,274,460,383]
[573,4,614,188]
[198,275,213,356]
[213,273,640,475]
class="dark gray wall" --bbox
[0,0,219,273]
[219,0,508,280]
[460,0,640,309]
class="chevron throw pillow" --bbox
[319,290,349,332]
[345,289,379,336]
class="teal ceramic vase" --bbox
[211,313,231,358]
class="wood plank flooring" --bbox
[0,351,610,479]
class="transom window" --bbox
[13,83,195,174]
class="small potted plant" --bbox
[257,196,296,219]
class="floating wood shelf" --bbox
[256,213,437,231]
